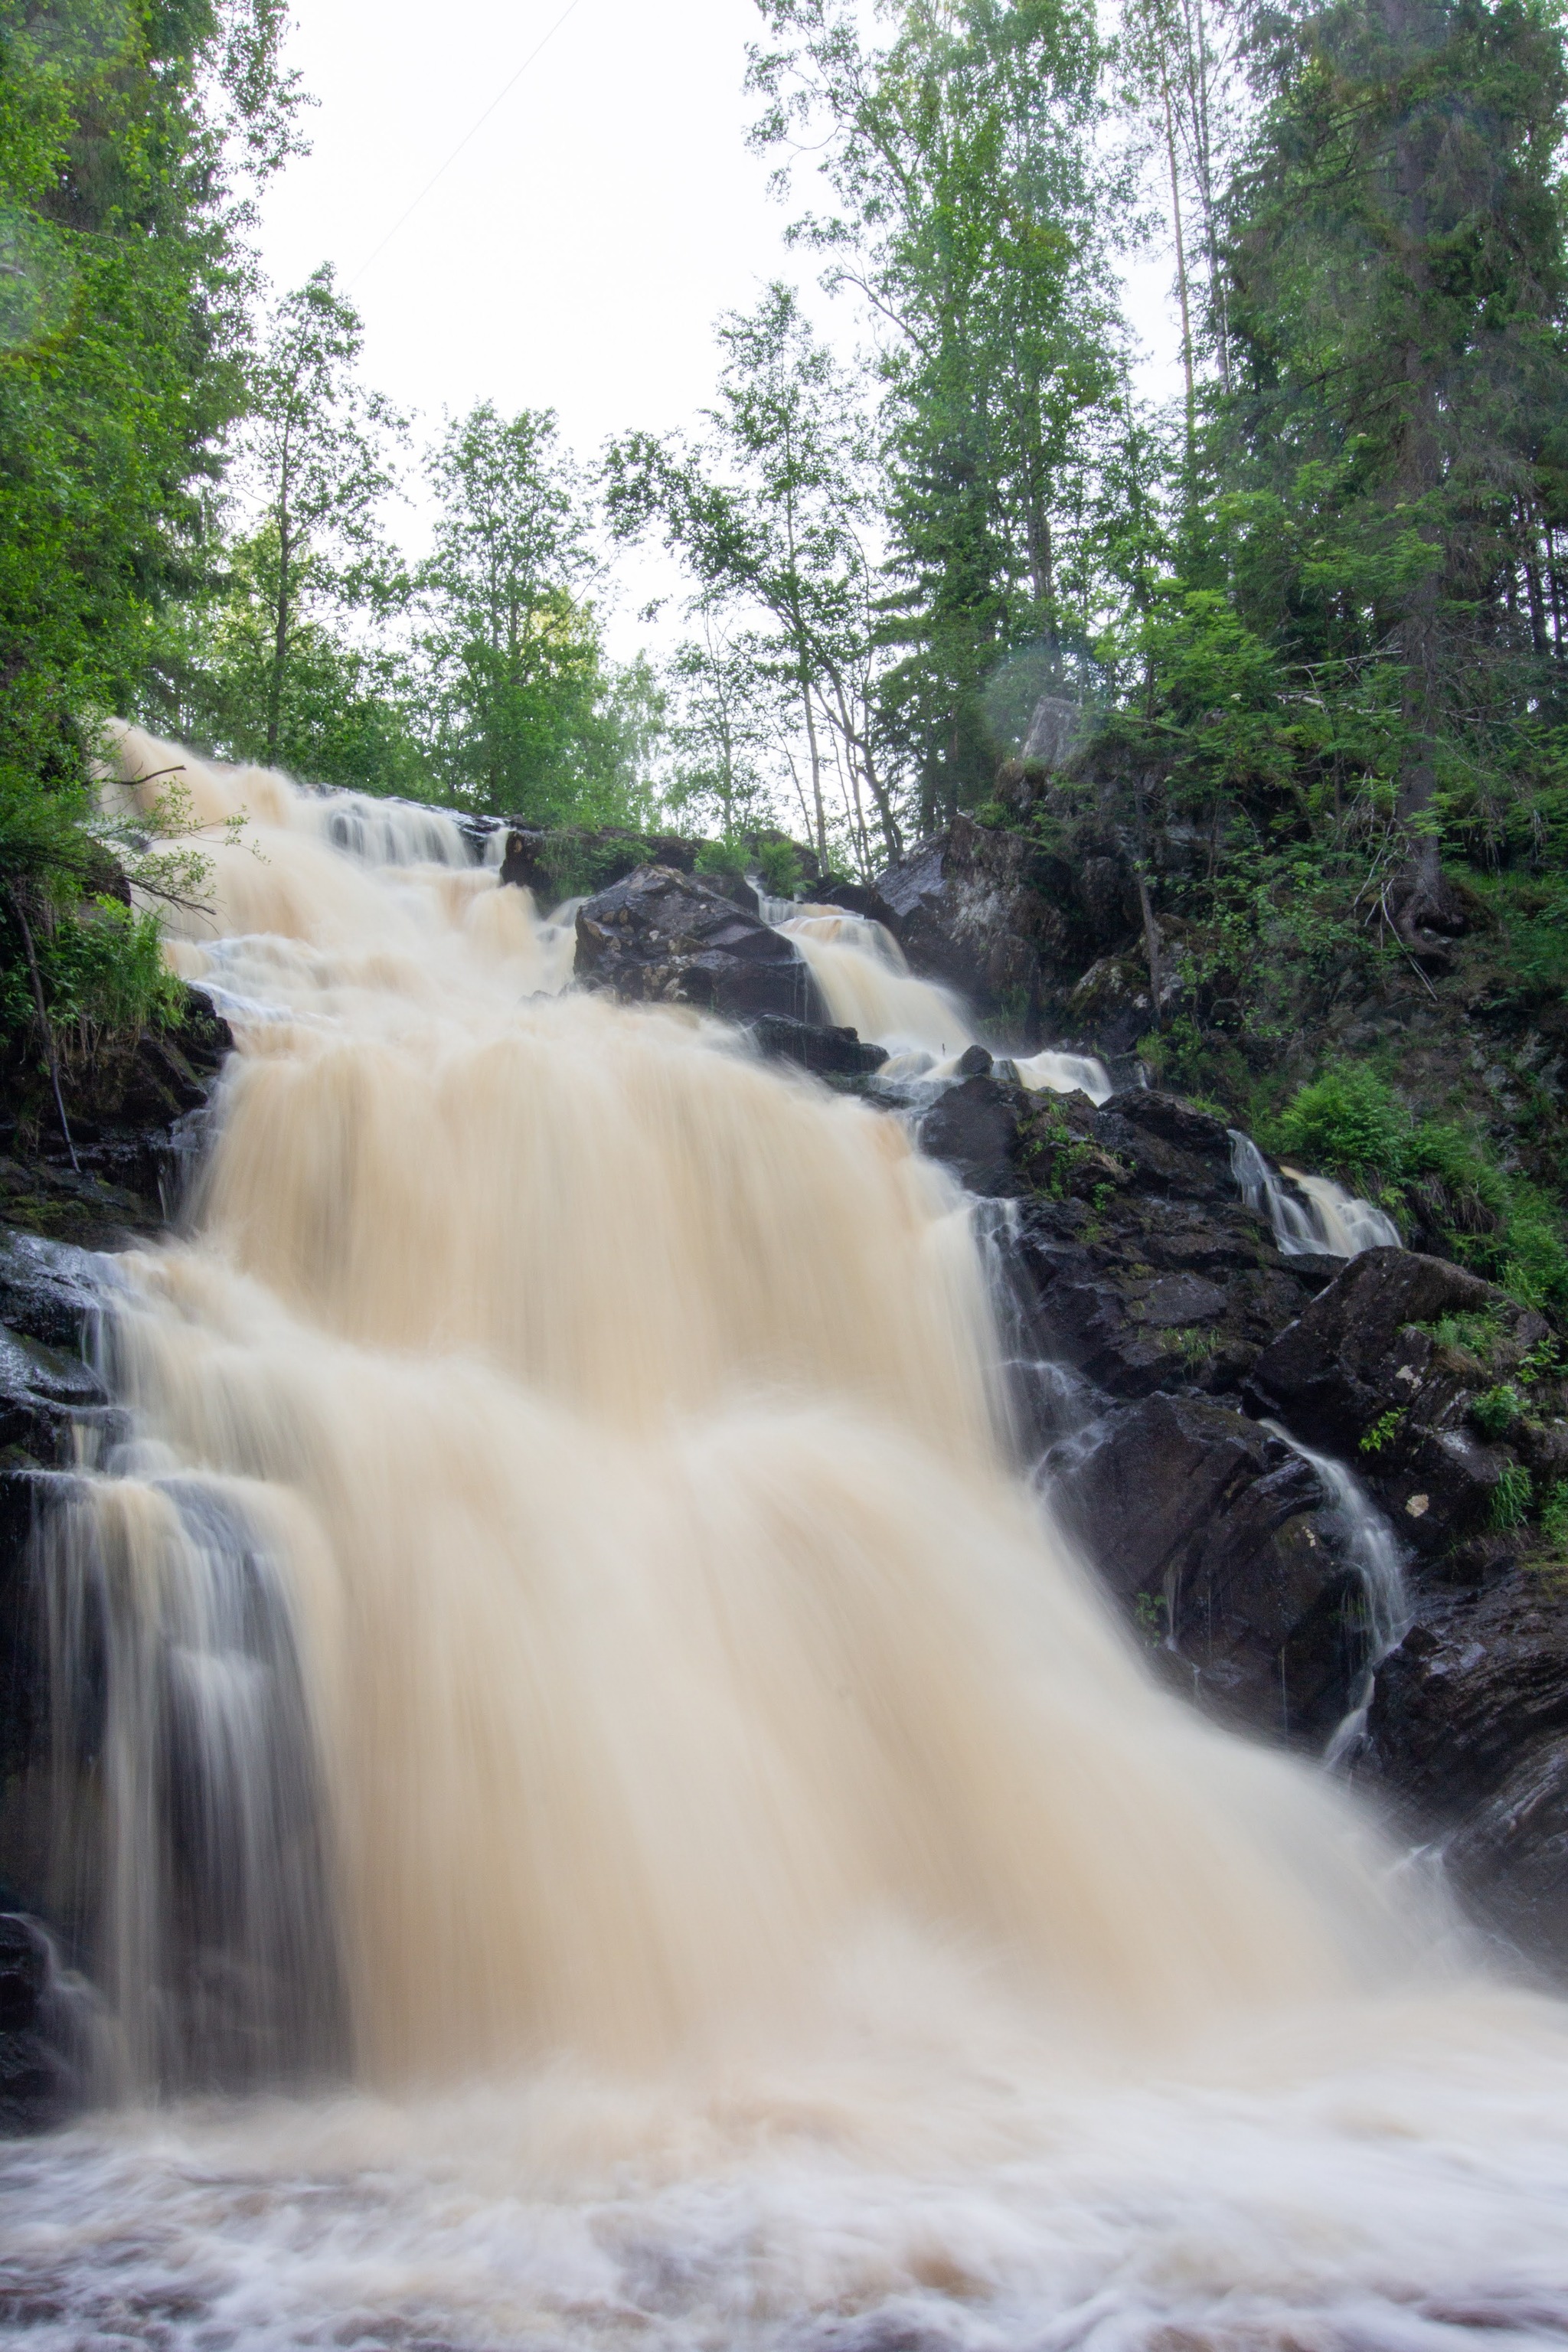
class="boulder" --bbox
[574,866,818,1024]
[812,880,902,932]
[746,1015,888,1079]
[1367,1569,1568,1968]
[919,1076,1022,1197]
[1246,1251,1547,1557]
[1368,1573,1568,1812]
[1054,1393,1374,1746]
[0,1912,97,2135]
[498,825,700,906]
[1444,1735,1568,1962]
[873,815,1098,1021]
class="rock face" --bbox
[499,825,701,905]
[1246,1250,1550,1560]
[0,989,231,1250]
[575,865,821,1024]
[747,1015,888,1079]
[1059,1393,1373,1746]
[874,816,1115,1027]
[922,1079,1380,1744]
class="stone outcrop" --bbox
[0,989,231,1250]
[1246,1250,1552,1561]
[1058,1392,1372,1747]
[575,865,822,1026]
[874,817,1114,1027]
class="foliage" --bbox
[1359,1406,1406,1455]
[1472,1383,1524,1440]
[749,0,1124,826]
[1266,1062,1568,1307]
[421,403,655,824]
[1491,1460,1534,1529]
[608,285,898,871]
[0,0,304,1054]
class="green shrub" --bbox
[1271,1062,1410,1183]
[1472,1383,1523,1439]
[1,898,182,1050]
[756,838,804,899]
[1491,1460,1534,1529]
[1360,1406,1407,1455]
[1540,1480,1568,1550]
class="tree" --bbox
[749,0,1124,828]
[234,266,405,766]
[663,616,789,839]
[420,402,653,821]
[0,0,307,1072]
[607,284,900,870]
[1213,0,1568,936]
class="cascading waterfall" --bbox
[1258,1419,1412,1766]
[1230,1128,1403,1258]
[779,905,1112,1098]
[5,726,1568,2350]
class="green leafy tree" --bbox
[223,265,407,767]
[420,401,653,822]
[1213,0,1568,936]
[607,284,899,870]
[750,0,1124,828]
[0,0,306,1090]
[664,615,788,839]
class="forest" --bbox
[4,0,1568,1298]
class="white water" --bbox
[1230,1130,1403,1258]
[1259,1419,1413,1767]
[4,730,1568,2348]
[780,907,1112,1099]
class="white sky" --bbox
[257,0,1182,663]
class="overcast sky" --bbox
[256,0,1180,661]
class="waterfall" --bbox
[4,728,1566,2350]
[1258,1420,1411,1765]
[779,906,1112,1098]
[1230,1130,1401,1257]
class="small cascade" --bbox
[778,904,1111,1098]
[35,1468,346,2093]
[1230,1131,1400,1258]
[305,790,472,869]
[1259,1419,1411,1765]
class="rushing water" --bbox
[779,908,1112,1099]
[1230,1131,1403,1259]
[4,729,1568,2348]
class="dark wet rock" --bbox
[0,988,232,1249]
[1246,1251,1547,1559]
[0,1911,96,2135]
[1094,1087,1236,1200]
[0,1230,109,1355]
[747,1015,888,1078]
[0,1325,111,1470]
[1366,1568,1568,1967]
[575,866,818,1024]
[919,1076,1021,1197]
[498,825,700,905]
[1057,1393,1372,1746]
[1368,1573,1568,1814]
[1001,1092,1325,1406]
[873,816,1102,1024]
[813,880,901,932]
[1444,1734,1568,1960]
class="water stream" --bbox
[3,730,1568,2347]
